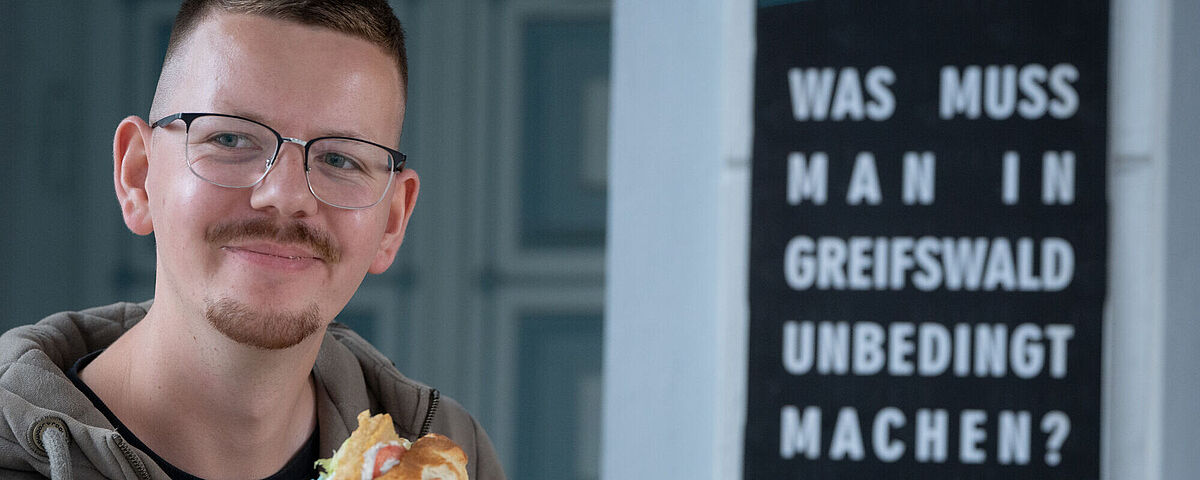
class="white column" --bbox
[602,0,752,478]
[1106,0,1171,477]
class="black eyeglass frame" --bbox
[151,112,408,209]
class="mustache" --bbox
[205,218,341,264]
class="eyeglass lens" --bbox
[184,115,395,209]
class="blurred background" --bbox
[0,1,608,478]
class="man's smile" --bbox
[222,244,325,271]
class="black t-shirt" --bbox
[66,350,320,480]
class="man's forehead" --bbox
[162,12,405,143]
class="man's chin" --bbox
[204,298,324,350]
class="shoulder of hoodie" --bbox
[322,321,434,400]
[0,302,156,479]
[322,322,504,479]
[319,322,481,432]
[0,301,149,376]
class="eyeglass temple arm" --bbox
[151,113,210,128]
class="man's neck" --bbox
[79,301,323,479]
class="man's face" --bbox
[138,13,410,348]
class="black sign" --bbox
[745,1,1107,478]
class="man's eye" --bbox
[211,133,252,148]
[321,153,363,171]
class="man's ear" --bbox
[113,116,155,235]
[368,168,420,274]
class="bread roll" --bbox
[377,433,469,480]
[318,411,469,480]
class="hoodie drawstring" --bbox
[42,424,72,479]
[30,416,72,480]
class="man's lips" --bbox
[224,242,324,261]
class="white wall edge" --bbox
[602,1,725,478]
[713,0,755,479]
[1105,0,1172,478]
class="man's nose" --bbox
[249,142,320,217]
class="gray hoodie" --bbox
[0,302,506,480]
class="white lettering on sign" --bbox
[783,236,1075,292]
[783,150,1082,208]
[846,152,882,205]
[902,152,936,205]
[787,152,829,205]
[939,64,1079,120]
[781,321,1074,378]
[780,405,822,460]
[788,66,897,121]
[1043,151,1076,205]
[778,407,1069,465]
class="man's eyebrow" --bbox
[225,108,272,125]
[320,129,374,140]
[223,108,376,142]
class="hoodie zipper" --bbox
[112,433,149,480]
[419,389,440,437]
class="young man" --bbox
[0,1,505,479]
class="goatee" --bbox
[204,298,323,350]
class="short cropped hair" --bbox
[166,0,407,89]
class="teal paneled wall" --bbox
[517,314,603,480]
[520,20,610,249]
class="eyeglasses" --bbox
[151,113,407,210]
